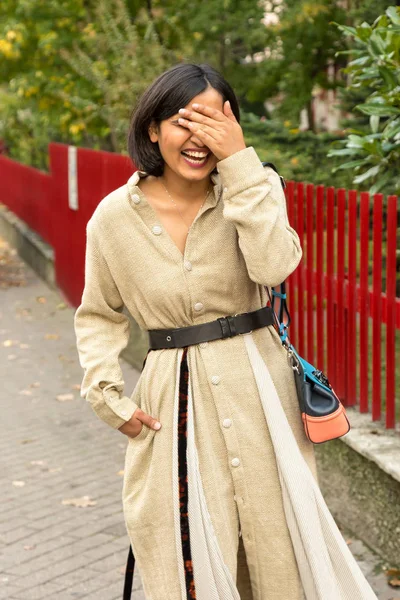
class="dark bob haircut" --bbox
[127,62,241,177]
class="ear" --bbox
[148,120,159,143]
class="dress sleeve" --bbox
[217,146,302,287]
[73,218,139,430]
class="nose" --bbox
[189,132,205,148]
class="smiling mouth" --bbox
[181,151,210,165]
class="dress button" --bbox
[132,194,141,204]
[121,410,127,416]
[199,342,208,348]
[211,375,220,385]
[223,187,228,193]
[194,302,204,311]
[223,418,231,428]
[184,260,192,271]
[152,225,163,235]
[231,458,240,467]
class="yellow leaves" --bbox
[56,18,72,28]
[6,30,23,42]
[291,157,299,165]
[284,120,291,127]
[69,122,86,135]
[38,98,50,110]
[0,39,20,59]
[289,128,300,134]
[0,30,23,59]
[296,3,329,23]
[24,86,39,98]
[83,23,97,38]
[193,32,204,41]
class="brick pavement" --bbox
[0,240,144,599]
[0,237,397,600]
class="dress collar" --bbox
[127,168,222,209]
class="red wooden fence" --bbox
[0,143,398,428]
[284,180,399,429]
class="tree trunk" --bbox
[306,97,316,132]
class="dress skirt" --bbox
[121,328,378,600]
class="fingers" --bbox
[177,118,220,142]
[178,107,220,128]
[135,407,162,431]
[191,103,226,121]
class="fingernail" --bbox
[154,422,161,430]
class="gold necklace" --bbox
[160,179,213,232]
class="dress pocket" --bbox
[128,422,149,442]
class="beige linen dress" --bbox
[74,146,378,600]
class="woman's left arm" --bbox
[218,145,302,288]
[177,103,302,288]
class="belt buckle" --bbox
[233,312,252,335]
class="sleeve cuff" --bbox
[216,146,271,197]
[92,383,139,429]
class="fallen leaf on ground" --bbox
[48,467,63,473]
[12,481,25,487]
[71,384,81,390]
[23,545,36,550]
[30,460,45,466]
[19,389,33,396]
[3,339,17,347]
[36,296,47,303]
[20,438,36,444]
[30,382,41,388]
[389,578,400,587]
[57,303,67,310]
[61,495,97,507]
[387,569,400,577]
[56,393,74,401]
[118,470,124,476]
[44,333,60,340]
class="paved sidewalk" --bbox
[0,236,398,600]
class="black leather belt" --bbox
[147,306,274,350]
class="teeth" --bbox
[182,151,208,158]
[183,155,208,165]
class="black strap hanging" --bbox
[123,545,135,600]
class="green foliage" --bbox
[59,0,173,153]
[251,1,349,129]
[241,112,357,189]
[0,0,176,168]
[329,6,400,195]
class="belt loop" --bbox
[226,316,237,336]
[217,316,233,338]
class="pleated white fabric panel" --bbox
[172,348,188,600]
[186,356,241,600]
[243,332,378,600]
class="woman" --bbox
[74,63,378,600]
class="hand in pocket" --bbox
[118,407,161,439]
